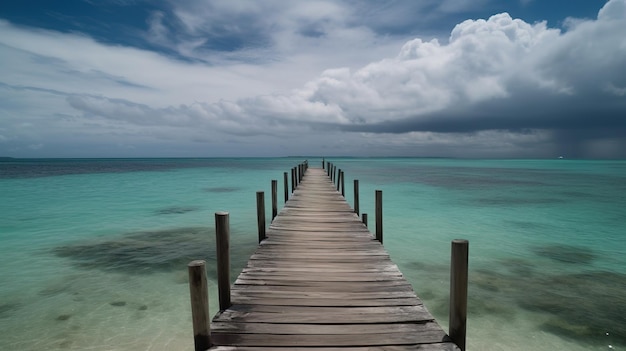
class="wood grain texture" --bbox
[209,167,459,350]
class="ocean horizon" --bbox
[1,157,624,350]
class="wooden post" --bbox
[375,190,383,244]
[296,166,300,186]
[327,163,331,176]
[271,180,277,221]
[188,260,211,351]
[336,169,341,191]
[450,239,469,351]
[340,170,345,197]
[215,211,230,311]
[296,165,300,185]
[256,191,266,242]
[291,168,295,192]
[362,213,368,227]
[322,158,325,169]
[283,172,289,202]
[354,179,360,215]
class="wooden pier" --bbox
[189,163,466,351]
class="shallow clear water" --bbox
[1,158,625,350]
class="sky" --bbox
[1,0,625,158]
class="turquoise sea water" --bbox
[1,158,624,350]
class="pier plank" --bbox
[209,167,459,351]
[211,344,461,351]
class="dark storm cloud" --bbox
[340,90,626,135]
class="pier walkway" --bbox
[208,167,460,350]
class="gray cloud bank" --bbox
[1,0,625,158]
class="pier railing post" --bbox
[291,168,296,192]
[215,211,231,311]
[336,169,341,191]
[188,260,211,351]
[256,191,266,242]
[283,172,289,203]
[449,239,469,351]
[354,179,360,215]
[362,213,368,227]
[375,190,383,243]
[340,170,345,197]
[271,180,278,221]
[296,166,299,186]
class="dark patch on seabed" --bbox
[154,206,199,215]
[203,186,240,193]
[0,302,22,319]
[505,220,553,231]
[473,256,626,347]
[56,314,72,321]
[533,244,596,264]
[475,196,566,206]
[52,227,215,274]
[411,253,626,347]
[408,167,548,190]
[52,226,257,277]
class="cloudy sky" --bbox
[1,0,625,158]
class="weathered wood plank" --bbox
[230,296,421,307]
[234,279,410,288]
[236,277,406,284]
[238,266,408,276]
[241,261,400,270]
[230,289,419,299]
[231,283,416,293]
[211,321,440,335]
[210,344,461,351]
[211,330,448,347]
